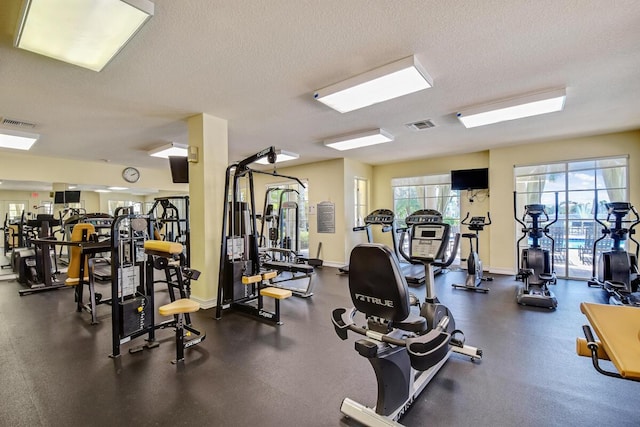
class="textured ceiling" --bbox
[0,0,639,174]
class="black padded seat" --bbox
[349,243,416,325]
[393,311,427,333]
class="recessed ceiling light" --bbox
[314,55,433,113]
[255,150,299,165]
[324,129,393,151]
[0,129,39,150]
[14,0,154,72]
[149,142,188,158]
[457,88,566,128]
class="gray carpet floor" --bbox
[0,263,638,427]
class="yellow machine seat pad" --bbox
[579,302,640,379]
[260,287,292,300]
[159,298,200,316]
[144,240,183,256]
[242,274,262,284]
[262,270,278,280]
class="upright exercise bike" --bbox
[452,212,492,293]
[587,199,640,306]
[332,220,482,426]
[514,192,559,309]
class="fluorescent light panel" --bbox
[255,150,299,165]
[108,186,128,191]
[314,55,433,113]
[14,0,154,72]
[0,129,39,150]
[457,88,566,128]
[324,129,393,151]
[149,142,188,158]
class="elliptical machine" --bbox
[514,192,558,309]
[332,220,481,426]
[452,212,492,293]
[587,197,640,306]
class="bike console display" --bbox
[410,223,450,262]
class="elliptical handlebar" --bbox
[544,192,559,231]
[513,191,527,229]
[461,212,492,227]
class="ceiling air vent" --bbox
[406,119,435,131]
[1,117,36,129]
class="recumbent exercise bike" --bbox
[332,221,482,426]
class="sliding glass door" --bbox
[514,157,628,280]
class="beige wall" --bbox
[0,150,187,193]
[489,129,640,274]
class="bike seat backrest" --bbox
[348,243,410,322]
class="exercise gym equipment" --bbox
[586,197,640,306]
[452,212,492,292]
[15,217,66,296]
[337,208,393,275]
[342,208,425,285]
[338,209,397,274]
[577,302,640,382]
[397,209,445,283]
[145,240,205,364]
[216,147,305,323]
[109,212,205,360]
[148,196,191,263]
[332,221,481,426]
[514,192,559,309]
[257,188,315,297]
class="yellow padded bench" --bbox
[143,240,184,256]
[260,287,292,299]
[159,298,200,316]
[577,302,640,381]
[158,298,204,364]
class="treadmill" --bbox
[339,209,393,274]
[341,209,425,285]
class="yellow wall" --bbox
[489,129,640,274]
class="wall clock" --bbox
[122,167,140,183]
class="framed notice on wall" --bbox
[317,201,335,233]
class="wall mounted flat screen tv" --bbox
[451,168,489,190]
[65,190,81,203]
[54,191,65,204]
[169,156,189,184]
[54,190,81,204]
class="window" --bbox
[391,174,460,228]
[108,200,143,215]
[354,177,368,226]
[392,174,461,255]
[514,156,629,279]
[7,202,28,221]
